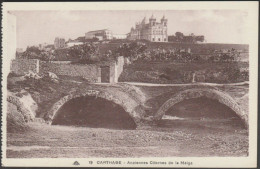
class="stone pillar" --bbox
[35,59,40,73]
[109,63,115,83]
[97,67,101,83]
[114,62,118,83]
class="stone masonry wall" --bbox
[10,58,125,83]
[10,59,39,75]
[39,61,99,81]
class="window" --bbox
[164,38,166,41]
[158,38,160,41]
[153,38,155,41]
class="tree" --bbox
[21,46,41,59]
[168,35,177,42]
[26,46,41,55]
[80,43,99,60]
[175,32,184,41]
[195,36,205,42]
[40,50,55,62]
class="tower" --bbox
[149,14,156,26]
[142,17,147,25]
[161,15,167,26]
[128,15,168,42]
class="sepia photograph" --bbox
[1,1,258,168]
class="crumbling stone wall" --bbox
[10,59,39,75]
[39,61,99,81]
[10,58,125,83]
[109,63,116,83]
[116,56,125,81]
[105,56,125,83]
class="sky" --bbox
[11,10,249,50]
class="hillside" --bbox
[144,42,249,53]
[103,41,249,53]
[119,62,249,84]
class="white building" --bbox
[85,29,113,40]
[128,15,168,42]
[66,41,84,47]
[113,34,127,39]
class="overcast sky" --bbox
[11,10,249,50]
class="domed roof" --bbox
[150,14,155,20]
[142,16,147,24]
[161,15,165,20]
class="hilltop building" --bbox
[113,34,127,40]
[66,40,84,47]
[127,15,168,42]
[54,37,66,49]
[75,36,86,42]
[85,29,113,41]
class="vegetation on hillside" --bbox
[168,32,205,43]
[17,46,55,61]
[15,40,249,84]
[119,62,249,84]
[17,40,248,64]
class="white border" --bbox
[2,1,258,168]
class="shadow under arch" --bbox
[154,88,248,128]
[45,90,143,128]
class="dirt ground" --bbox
[7,118,248,158]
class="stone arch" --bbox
[154,88,248,127]
[7,92,37,122]
[45,89,143,125]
